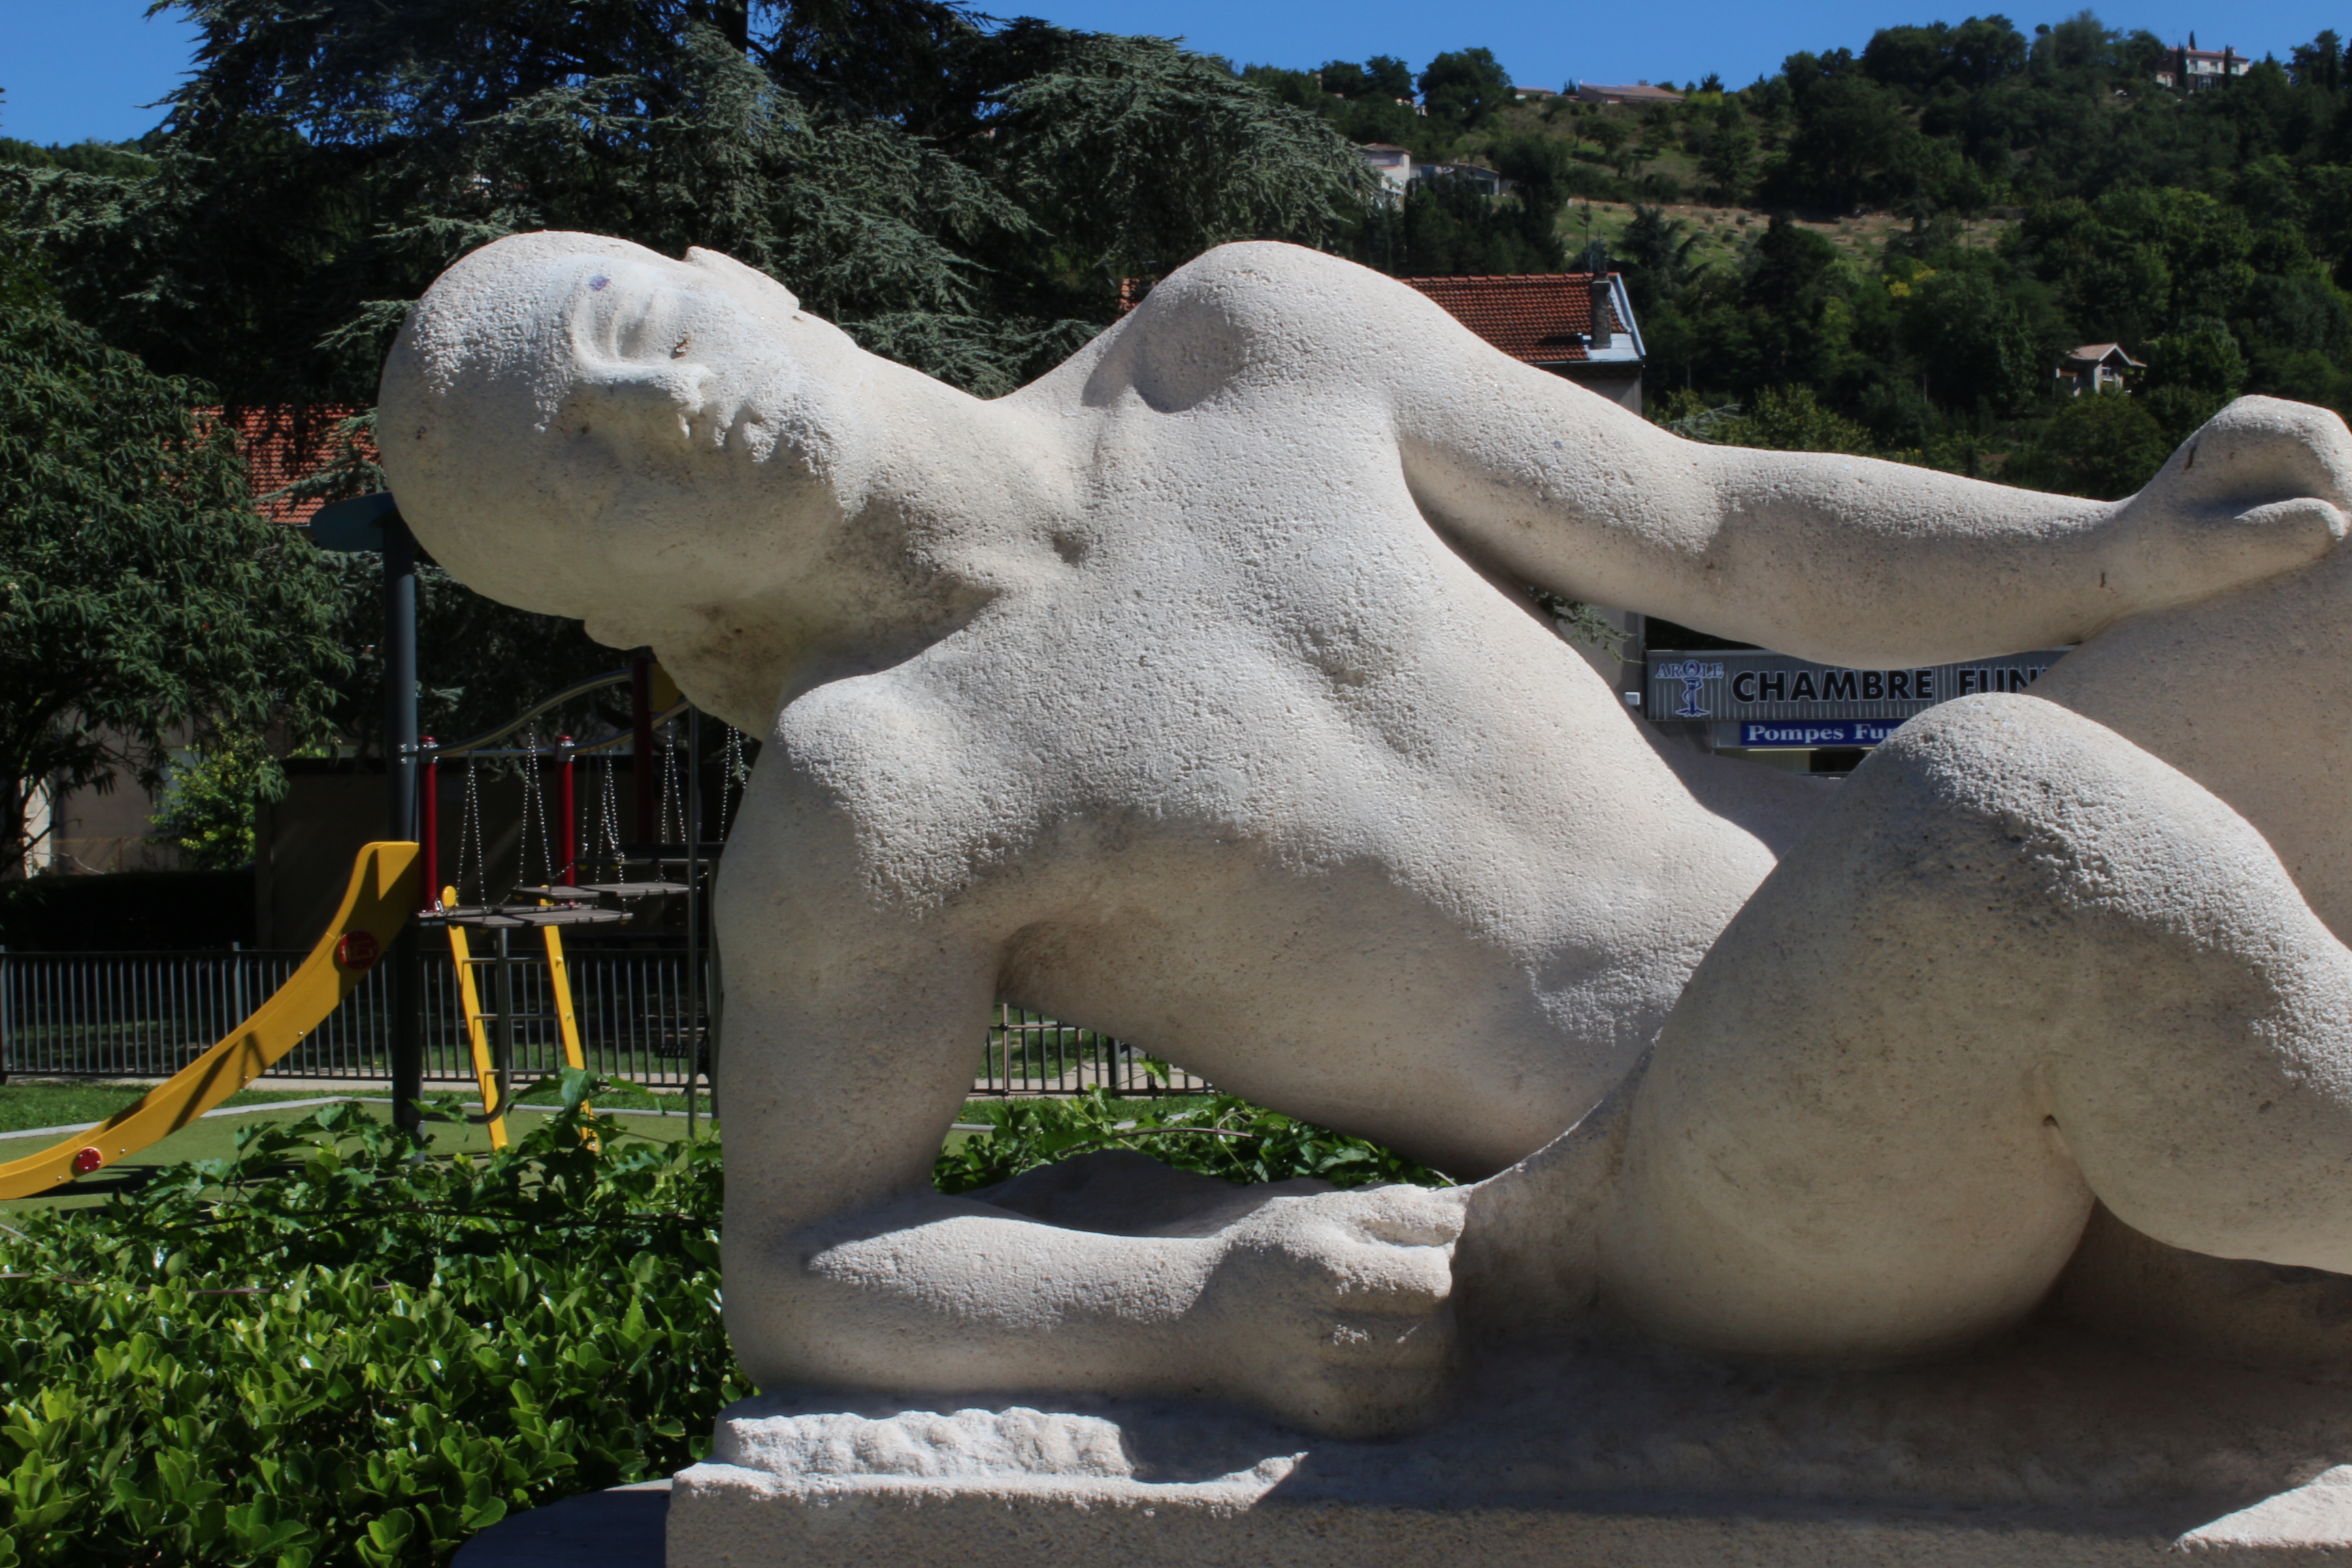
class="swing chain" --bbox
[521,725,555,889]
[456,755,487,908]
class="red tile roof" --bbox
[1398,273,1622,365]
[197,405,379,526]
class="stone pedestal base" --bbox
[669,1324,2352,1567]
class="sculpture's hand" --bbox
[1190,1183,1466,1437]
[2102,397,2352,619]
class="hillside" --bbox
[1254,18,2352,495]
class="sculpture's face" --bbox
[380,233,871,645]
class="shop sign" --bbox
[1737,720,1904,747]
[1645,647,2074,729]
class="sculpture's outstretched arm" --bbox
[716,911,1464,1438]
[1386,330,2349,665]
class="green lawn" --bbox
[0,1080,340,1135]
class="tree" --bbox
[10,3,1378,404]
[1365,55,1416,99]
[5,3,1381,772]
[1900,267,2046,414]
[2006,389,2172,498]
[0,302,341,872]
[1619,203,1699,316]
[1418,48,1512,127]
[1716,386,1878,454]
[1698,100,1756,202]
[1317,60,1370,97]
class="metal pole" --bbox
[420,738,439,911]
[631,653,655,847]
[556,736,576,884]
[385,509,425,1134]
[493,924,515,1120]
[686,706,702,1139]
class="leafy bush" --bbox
[0,1079,734,1568]
[3,1077,1439,1565]
[935,1087,1454,1194]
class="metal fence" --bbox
[0,946,710,1087]
[979,1004,1213,1098]
[0,949,1215,1098]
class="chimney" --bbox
[1588,276,1614,350]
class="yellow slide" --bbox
[0,841,421,1200]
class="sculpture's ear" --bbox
[685,246,800,316]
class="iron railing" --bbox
[979,1004,1213,1097]
[0,949,1213,1097]
[0,945,710,1087]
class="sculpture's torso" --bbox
[729,284,1825,1174]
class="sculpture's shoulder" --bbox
[1017,242,1472,414]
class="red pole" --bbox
[419,737,439,911]
[632,653,654,846]
[556,736,576,883]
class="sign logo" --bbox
[336,931,381,971]
[1655,661,1724,719]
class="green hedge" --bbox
[0,1081,1444,1566]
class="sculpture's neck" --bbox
[657,378,1081,732]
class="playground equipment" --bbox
[0,842,421,1200]
[0,657,733,1196]
[0,497,731,1198]
[414,659,715,1145]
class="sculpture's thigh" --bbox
[1601,694,2352,1362]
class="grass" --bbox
[0,1079,340,1135]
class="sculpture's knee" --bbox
[1869,702,2352,1275]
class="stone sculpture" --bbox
[385,233,2352,1548]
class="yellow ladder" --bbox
[444,888,592,1149]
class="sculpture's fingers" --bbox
[1323,1183,1470,1250]
[1318,1307,1455,1367]
[1290,1228,1458,1314]
[2228,496,2349,551]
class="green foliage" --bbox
[2143,314,2250,399]
[1,1078,1441,1563]
[934,1087,1452,1194]
[148,733,278,870]
[0,1080,734,1567]
[0,5,1380,762]
[1418,49,1512,128]
[0,140,159,179]
[1899,265,2046,414]
[1712,385,1880,455]
[2004,389,2174,499]
[0,301,342,870]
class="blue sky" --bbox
[1,0,2340,147]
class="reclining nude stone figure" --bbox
[380,231,2352,1439]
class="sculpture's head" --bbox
[378,232,875,650]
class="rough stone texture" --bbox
[382,231,2352,1558]
[668,1322,2352,1566]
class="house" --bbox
[2057,344,2142,395]
[1573,81,1683,105]
[1358,143,1411,195]
[1411,161,1504,195]
[2155,44,2252,89]
[210,404,378,525]
[1398,271,1646,411]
